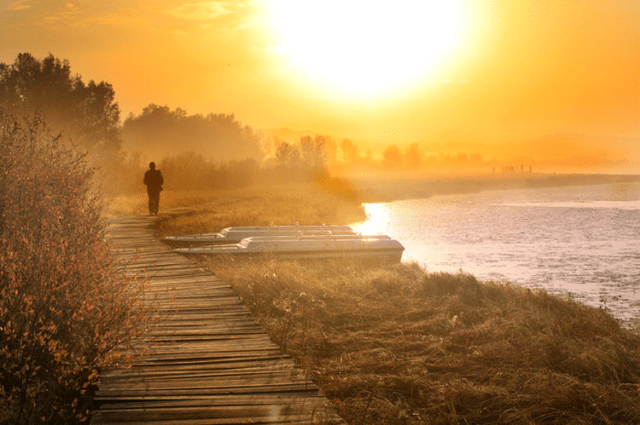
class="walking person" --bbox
[143,162,164,215]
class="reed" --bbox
[156,185,640,424]
[154,183,366,237]
[101,189,225,220]
[198,258,640,424]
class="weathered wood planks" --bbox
[91,215,343,424]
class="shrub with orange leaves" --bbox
[0,112,145,424]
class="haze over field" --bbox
[1,0,639,173]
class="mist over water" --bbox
[352,182,640,324]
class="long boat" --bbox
[174,233,405,263]
[162,225,358,248]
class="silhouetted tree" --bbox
[122,104,262,161]
[405,143,423,169]
[322,135,338,165]
[0,53,121,155]
[382,145,403,168]
[299,135,328,173]
[275,142,301,169]
[340,139,360,164]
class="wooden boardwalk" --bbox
[92,215,343,424]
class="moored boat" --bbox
[163,224,357,248]
[174,233,405,263]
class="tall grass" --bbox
[0,113,147,424]
[154,183,366,237]
[156,186,640,424]
[101,189,222,220]
[198,258,640,424]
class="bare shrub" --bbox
[0,113,145,424]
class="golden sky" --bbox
[1,0,639,171]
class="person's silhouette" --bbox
[143,162,163,215]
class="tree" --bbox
[382,145,403,168]
[340,139,360,164]
[0,53,121,155]
[122,104,262,161]
[299,135,327,173]
[275,142,301,169]
[271,135,329,181]
[405,143,423,169]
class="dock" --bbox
[91,215,343,424]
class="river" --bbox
[351,181,640,324]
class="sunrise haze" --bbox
[1,0,638,172]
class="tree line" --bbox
[0,53,121,156]
[122,104,262,163]
[1,52,500,198]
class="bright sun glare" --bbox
[268,0,465,98]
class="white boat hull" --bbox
[174,233,405,263]
[163,225,357,248]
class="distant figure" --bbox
[143,162,164,215]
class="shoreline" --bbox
[348,173,640,326]
[154,176,640,423]
[350,172,640,203]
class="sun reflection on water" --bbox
[350,203,392,235]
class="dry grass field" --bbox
[126,182,640,424]
[190,255,640,424]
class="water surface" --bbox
[352,182,640,323]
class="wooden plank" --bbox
[91,215,343,424]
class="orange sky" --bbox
[1,0,639,172]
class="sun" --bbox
[267,0,465,98]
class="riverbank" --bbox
[154,181,640,424]
[353,172,640,203]
[203,258,640,424]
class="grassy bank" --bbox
[154,183,640,424]
[152,183,366,237]
[201,258,640,424]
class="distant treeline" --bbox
[0,53,120,156]
[0,52,518,198]
[1,52,628,199]
[0,53,336,195]
[122,104,262,162]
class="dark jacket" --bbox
[144,169,164,189]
